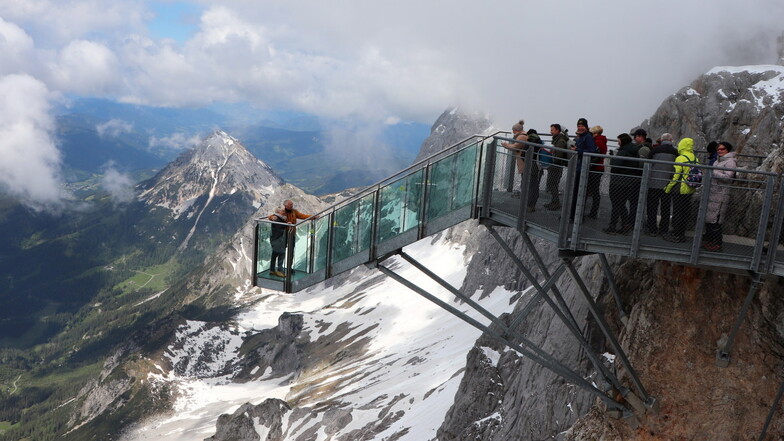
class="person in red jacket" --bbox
[587,125,608,219]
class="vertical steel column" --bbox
[559,156,578,249]
[569,157,592,248]
[480,139,498,219]
[752,175,776,272]
[764,176,784,273]
[690,170,712,263]
[716,272,764,367]
[517,146,535,230]
[630,163,652,257]
[251,223,260,287]
[563,257,654,408]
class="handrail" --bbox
[254,129,784,293]
[271,132,496,220]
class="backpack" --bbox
[539,147,553,168]
[682,156,702,187]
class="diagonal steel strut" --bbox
[562,257,655,410]
[486,226,626,395]
[377,262,626,411]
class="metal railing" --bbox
[254,132,784,292]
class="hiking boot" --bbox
[512,191,521,199]
[603,226,618,234]
[545,202,561,211]
[527,206,536,213]
[701,243,722,252]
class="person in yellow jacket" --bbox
[663,138,697,242]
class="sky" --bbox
[1,0,784,209]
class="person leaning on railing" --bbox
[662,138,697,243]
[702,142,738,252]
[502,120,528,177]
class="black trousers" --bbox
[671,193,692,238]
[587,172,602,216]
[527,167,543,208]
[546,166,563,204]
[703,222,723,245]
[646,188,671,233]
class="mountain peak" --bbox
[138,130,283,217]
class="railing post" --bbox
[765,176,784,274]
[517,146,535,231]
[480,139,497,219]
[690,170,712,263]
[630,163,651,257]
[752,175,776,272]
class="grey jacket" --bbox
[706,152,738,224]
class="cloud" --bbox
[48,40,121,95]
[96,119,134,138]
[0,74,66,210]
[100,163,135,204]
[148,132,202,151]
[1,0,784,143]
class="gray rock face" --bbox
[641,67,784,158]
[437,226,604,440]
[205,398,291,441]
[413,107,494,162]
[232,312,305,381]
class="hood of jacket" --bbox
[677,138,694,156]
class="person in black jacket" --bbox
[267,208,289,277]
[603,133,642,234]
[645,133,679,235]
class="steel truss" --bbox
[376,223,660,425]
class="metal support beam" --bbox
[758,376,784,441]
[486,226,627,395]
[598,253,629,326]
[377,262,627,412]
[562,257,655,409]
[717,272,764,367]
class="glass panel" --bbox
[357,193,374,252]
[292,220,313,274]
[313,215,330,272]
[332,194,375,263]
[378,169,424,243]
[403,171,425,232]
[427,154,456,220]
[453,143,479,209]
[256,222,272,277]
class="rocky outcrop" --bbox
[437,227,604,440]
[566,262,784,440]
[641,66,784,158]
[413,107,494,162]
[205,398,291,441]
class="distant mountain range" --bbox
[55,98,430,194]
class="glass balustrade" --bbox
[253,131,784,293]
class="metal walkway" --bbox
[252,131,784,430]
[253,132,784,293]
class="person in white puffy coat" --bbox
[702,142,737,251]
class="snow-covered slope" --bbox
[123,231,525,441]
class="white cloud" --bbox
[0,17,36,76]
[148,132,202,151]
[101,163,136,204]
[48,40,121,95]
[96,119,134,138]
[0,0,783,150]
[0,74,66,210]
